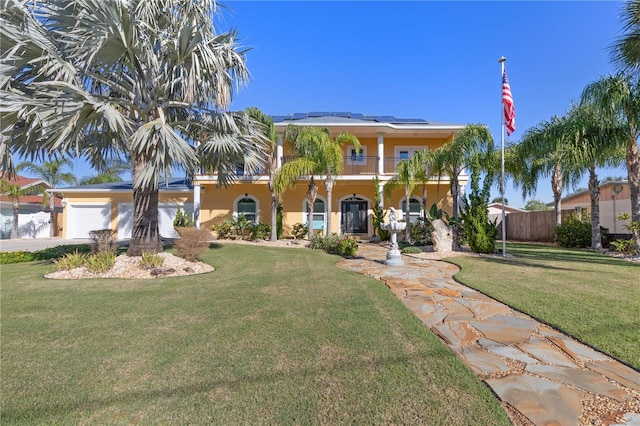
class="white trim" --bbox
[346,145,367,165]
[302,196,327,231]
[233,194,260,224]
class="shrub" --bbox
[308,234,358,257]
[140,251,164,269]
[173,207,195,228]
[54,250,87,271]
[292,222,308,240]
[334,236,358,257]
[230,213,252,239]
[212,220,233,239]
[409,218,430,245]
[250,222,271,241]
[85,251,117,273]
[610,238,638,254]
[1,244,93,265]
[402,246,422,254]
[554,215,591,248]
[88,229,117,254]
[175,227,211,261]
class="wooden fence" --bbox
[500,210,574,242]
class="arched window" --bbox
[303,198,326,231]
[400,197,422,224]
[236,196,257,223]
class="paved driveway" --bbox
[0,238,94,252]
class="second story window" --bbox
[347,146,366,165]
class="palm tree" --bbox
[17,159,77,237]
[274,125,358,239]
[428,124,493,249]
[246,107,279,242]
[0,177,43,239]
[610,0,640,74]
[512,115,584,226]
[1,0,266,255]
[80,159,130,185]
[383,150,430,242]
[566,104,625,250]
[582,74,640,250]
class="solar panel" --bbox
[333,112,351,118]
[292,113,307,120]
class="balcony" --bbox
[279,156,409,176]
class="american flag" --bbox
[502,70,515,136]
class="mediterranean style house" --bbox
[54,112,467,240]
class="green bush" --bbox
[0,244,92,265]
[308,234,358,257]
[173,207,195,227]
[409,218,430,245]
[85,251,117,273]
[402,246,422,254]
[53,250,88,271]
[610,238,638,254]
[140,251,164,269]
[212,220,233,239]
[250,222,271,240]
[554,215,591,248]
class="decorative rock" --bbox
[471,315,538,345]
[430,219,453,252]
[151,267,177,277]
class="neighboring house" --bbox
[54,112,467,239]
[487,203,526,240]
[558,180,632,234]
[0,175,61,239]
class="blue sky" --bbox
[214,0,629,208]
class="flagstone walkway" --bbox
[336,244,640,426]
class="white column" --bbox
[194,184,201,228]
[377,133,384,174]
[277,134,283,169]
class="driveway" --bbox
[1,238,94,252]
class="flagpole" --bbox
[498,56,507,257]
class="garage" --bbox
[117,203,194,240]
[66,203,111,239]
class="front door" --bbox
[341,199,368,234]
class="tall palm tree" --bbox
[428,124,493,249]
[0,177,43,239]
[582,74,640,250]
[17,158,77,237]
[246,107,279,242]
[513,115,584,226]
[383,149,430,242]
[610,0,640,74]
[1,0,266,255]
[273,125,358,239]
[566,104,625,250]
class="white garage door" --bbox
[117,203,193,240]
[67,203,111,239]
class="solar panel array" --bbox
[271,112,428,124]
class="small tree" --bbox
[460,149,497,254]
[372,176,389,241]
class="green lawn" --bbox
[1,244,509,425]
[446,243,640,370]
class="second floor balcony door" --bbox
[341,198,368,234]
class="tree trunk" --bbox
[588,165,602,250]
[306,177,317,240]
[325,176,333,237]
[450,179,461,251]
[49,194,56,237]
[11,198,19,239]
[626,135,640,251]
[270,192,278,241]
[127,158,162,256]
[552,163,563,226]
[404,188,411,242]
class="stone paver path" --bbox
[337,244,640,426]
